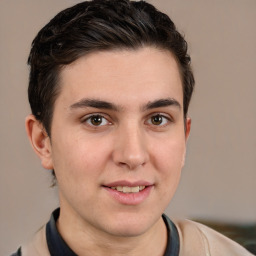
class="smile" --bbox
[103,182,153,205]
[110,186,146,193]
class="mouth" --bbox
[109,185,146,193]
[102,181,153,205]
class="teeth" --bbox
[131,186,139,193]
[117,186,123,192]
[139,186,145,190]
[110,186,146,193]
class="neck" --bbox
[56,207,167,256]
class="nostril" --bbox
[112,135,149,170]
[118,160,145,170]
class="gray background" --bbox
[1,0,256,254]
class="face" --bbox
[39,47,190,237]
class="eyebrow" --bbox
[69,97,181,112]
[70,98,120,111]
[143,98,181,111]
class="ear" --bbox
[185,117,191,142]
[25,114,53,170]
[182,117,191,167]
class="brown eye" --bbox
[151,115,163,125]
[83,114,111,128]
[90,115,103,126]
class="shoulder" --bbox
[173,219,254,256]
[18,225,50,256]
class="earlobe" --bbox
[25,114,53,170]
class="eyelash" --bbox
[81,113,173,128]
[81,113,111,127]
[145,113,172,127]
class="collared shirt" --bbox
[12,208,180,256]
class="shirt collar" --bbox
[162,213,180,256]
[46,208,77,256]
[46,208,179,256]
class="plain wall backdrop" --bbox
[1,0,255,254]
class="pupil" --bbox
[91,116,102,125]
[152,115,162,125]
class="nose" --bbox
[112,124,149,170]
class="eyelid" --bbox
[148,112,173,121]
[145,112,174,126]
[81,113,112,126]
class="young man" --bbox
[12,0,253,255]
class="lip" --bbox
[104,180,153,187]
[102,180,154,205]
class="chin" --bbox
[108,224,149,238]
[104,211,159,237]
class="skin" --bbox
[26,47,191,256]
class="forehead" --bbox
[57,47,183,109]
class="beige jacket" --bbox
[20,219,254,256]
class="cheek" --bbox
[153,138,186,171]
[51,133,111,182]
[51,140,102,205]
[152,139,185,195]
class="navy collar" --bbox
[162,213,180,256]
[46,208,179,256]
[46,208,77,256]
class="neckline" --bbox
[46,208,179,256]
